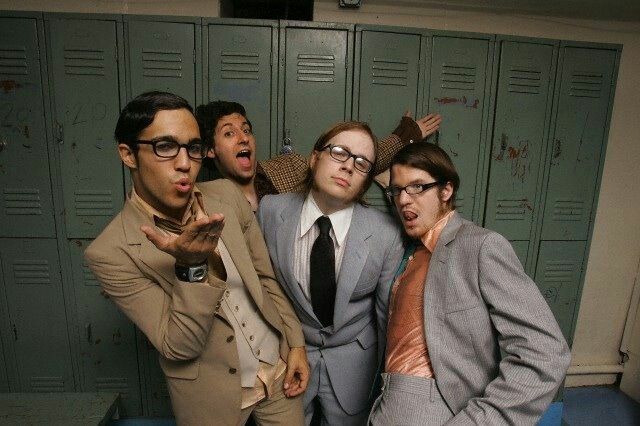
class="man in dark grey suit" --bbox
[258,122,404,425]
[369,142,571,425]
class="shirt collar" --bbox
[421,209,455,253]
[299,193,354,247]
[129,186,205,225]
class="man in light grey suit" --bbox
[257,122,404,425]
[369,142,571,425]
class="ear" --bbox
[207,145,216,159]
[439,182,453,203]
[118,143,138,169]
[309,150,318,170]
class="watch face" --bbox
[191,267,207,281]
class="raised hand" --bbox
[141,214,225,265]
[404,111,442,139]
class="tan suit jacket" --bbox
[85,179,305,425]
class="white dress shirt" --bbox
[293,193,354,302]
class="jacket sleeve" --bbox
[375,224,405,362]
[235,190,306,348]
[447,232,571,425]
[84,229,227,362]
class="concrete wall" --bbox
[2,0,640,388]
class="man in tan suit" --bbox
[85,91,308,425]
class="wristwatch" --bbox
[175,262,208,282]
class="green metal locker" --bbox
[138,336,173,417]
[46,16,125,239]
[424,34,494,222]
[509,240,529,267]
[278,22,353,156]
[541,46,618,240]
[485,40,556,241]
[0,238,74,392]
[205,20,278,162]
[125,16,201,107]
[0,336,7,391]
[69,239,142,416]
[534,240,587,344]
[353,28,423,210]
[0,17,56,238]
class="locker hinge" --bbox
[115,44,118,62]
[193,49,196,63]
[36,47,40,60]
[12,324,17,341]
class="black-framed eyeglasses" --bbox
[136,139,208,160]
[322,144,374,174]
[385,181,442,198]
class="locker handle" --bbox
[0,137,7,152]
[55,121,64,145]
[12,324,17,341]
[281,129,293,155]
[85,323,92,343]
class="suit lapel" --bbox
[333,204,371,330]
[201,191,264,307]
[121,200,177,288]
[424,211,462,376]
[276,196,316,319]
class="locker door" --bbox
[355,30,421,137]
[425,36,492,221]
[208,23,276,162]
[0,238,73,392]
[0,332,8,391]
[127,20,197,106]
[509,240,529,268]
[355,29,422,210]
[69,239,142,416]
[534,240,587,344]
[485,41,555,240]
[0,17,55,237]
[542,47,616,240]
[48,18,124,239]
[281,25,351,156]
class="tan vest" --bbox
[218,241,280,387]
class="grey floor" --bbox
[109,386,640,425]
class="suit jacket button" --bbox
[227,335,234,343]
[229,368,237,374]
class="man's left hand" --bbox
[283,346,309,397]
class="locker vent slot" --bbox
[142,49,183,78]
[441,63,476,90]
[4,188,42,215]
[220,51,259,80]
[371,57,408,86]
[508,68,541,94]
[64,49,105,76]
[83,265,100,286]
[0,46,28,76]
[552,199,584,221]
[495,199,527,220]
[570,72,603,98]
[297,54,335,83]
[96,377,129,395]
[30,376,64,392]
[541,261,579,303]
[74,190,114,216]
[13,260,51,285]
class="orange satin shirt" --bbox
[385,210,454,377]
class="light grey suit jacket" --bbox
[257,193,404,415]
[404,211,571,425]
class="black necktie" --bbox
[310,216,336,327]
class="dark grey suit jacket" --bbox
[408,211,571,425]
[258,192,404,415]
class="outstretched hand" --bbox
[141,214,225,265]
[404,111,442,139]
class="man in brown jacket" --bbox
[85,91,308,425]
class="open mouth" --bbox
[236,149,252,170]
[402,211,418,222]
